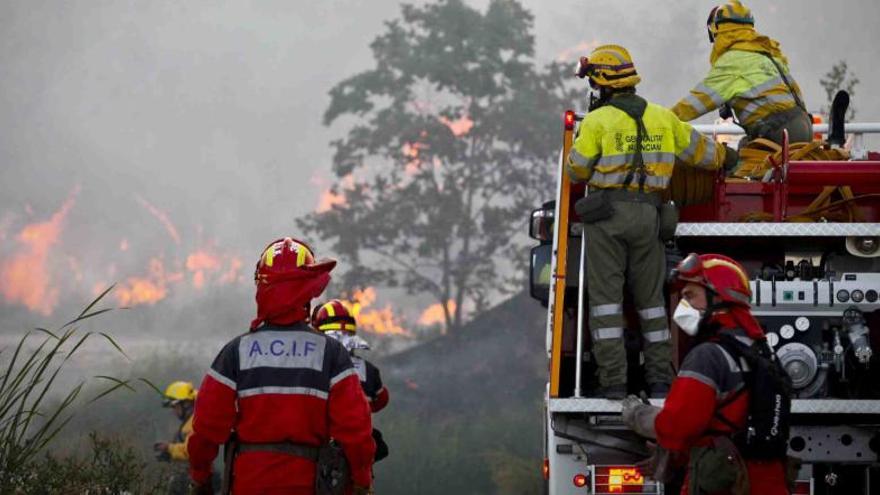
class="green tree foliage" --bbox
[820,60,859,119]
[298,0,578,332]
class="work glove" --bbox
[352,484,374,495]
[620,395,660,439]
[722,145,739,173]
[188,479,213,495]
[635,441,673,483]
[153,442,170,462]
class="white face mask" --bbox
[673,299,703,336]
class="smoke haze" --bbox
[1,0,878,335]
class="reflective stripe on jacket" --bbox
[168,414,193,461]
[352,356,390,413]
[567,98,725,191]
[187,323,375,492]
[672,50,805,129]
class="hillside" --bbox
[372,291,548,495]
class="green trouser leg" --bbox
[623,204,673,387]
[585,201,672,389]
[584,205,628,389]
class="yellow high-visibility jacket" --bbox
[568,98,726,190]
[671,50,804,130]
[167,414,193,461]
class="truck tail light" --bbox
[564,110,576,131]
[792,479,813,495]
[573,473,588,488]
[594,466,644,493]
[542,458,549,480]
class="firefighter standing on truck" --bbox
[567,44,735,399]
[672,1,812,146]
[186,237,375,495]
[312,300,391,463]
[621,253,791,495]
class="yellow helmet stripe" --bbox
[702,258,751,292]
[263,246,275,267]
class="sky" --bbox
[1,0,878,334]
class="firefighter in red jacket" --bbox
[187,237,375,495]
[312,300,390,461]
[621,253,788,494]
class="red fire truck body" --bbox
[529,114,880,494]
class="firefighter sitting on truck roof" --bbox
[312,299,391,463]
[154,381,197,463]
[186,237,375,495]
[672,1,812,147]
[567,44,736,399]
[621,253,791,495]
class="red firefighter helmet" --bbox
[312,299,358,333]
[254,237,336,285]
[250,237,336,330]
[671,253,752,307]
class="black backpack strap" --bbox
[709,337,752,433]
[607,95,649,192]
[760,52,807,112]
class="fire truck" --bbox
[528,109,880,494]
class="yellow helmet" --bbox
[707,1,755,42]
[163,381,197,406]
[577,45,640,89]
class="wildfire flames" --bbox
[136,195,181,244]
[0,190,247,316]
[0,191,78,315]
[418,300,456,327]
[114,258,171,307]
[350,287,411,336]
[438,115,474,137]
[556,40,601,62]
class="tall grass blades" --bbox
[0,286,140,490]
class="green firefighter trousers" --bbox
[584,200,672,388]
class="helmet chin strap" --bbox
[588,84,613,111]
[693,290,730,341]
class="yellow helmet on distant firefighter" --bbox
[707,1,754,42]
[576,44,641,89]
[311,299,357,333]
[163,381,197,406]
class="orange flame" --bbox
[418,300,456,326]
[136,196,181,244]
[186,250,221,289]
[115,258,169,306]
[556,40,601,62]
[350,287,410,336]
[438,115,474,137]
[0,192,77,315]
[316,189,347,213]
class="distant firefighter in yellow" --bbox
[154,381,197,462]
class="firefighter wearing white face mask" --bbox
[621,253,788,495]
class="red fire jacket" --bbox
[655,328,788,495]
[351,356,389,413]
[188,323,375,494]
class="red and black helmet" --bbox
[312,299,357,334]
[671,253,752,307]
